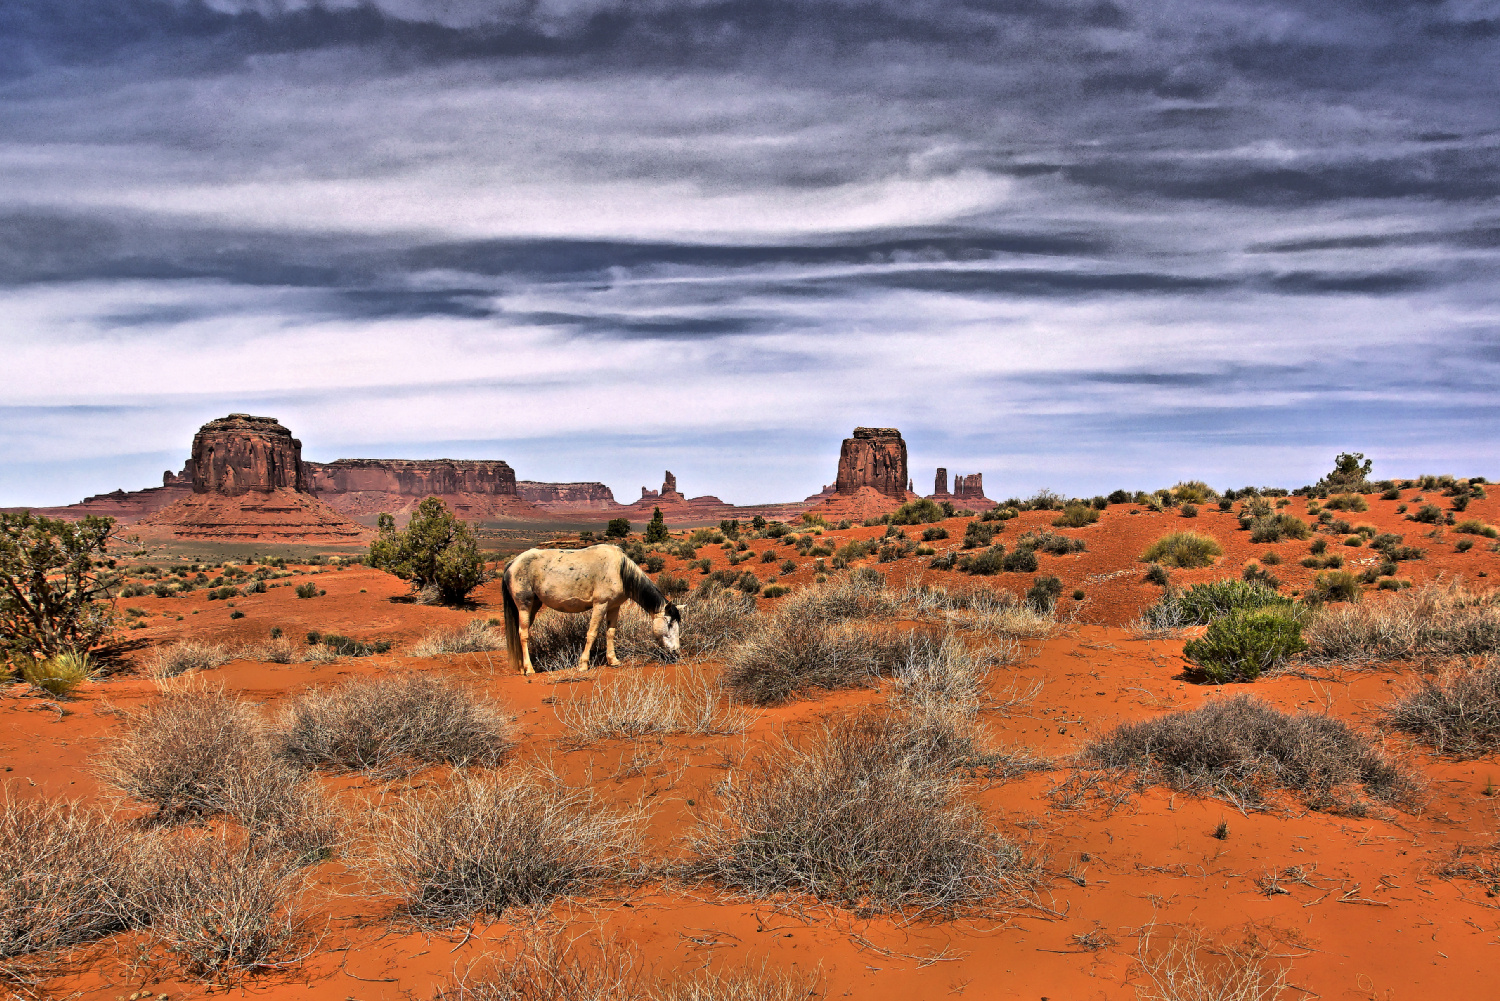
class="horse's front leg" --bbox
[579,603,606,671]
[605,603,622,667]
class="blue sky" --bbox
[2,0,1497,506]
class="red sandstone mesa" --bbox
[835,427,910,499]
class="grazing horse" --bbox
[501,544,683,674]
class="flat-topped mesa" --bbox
[191,414,306,496]
[835,427,909,499]
[305,459,517,497]
[516,481,617,507]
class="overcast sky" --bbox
[2,0,1497,506]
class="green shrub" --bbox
[1052,504,1099,528]
[1144,563,1170,587]
[1016,530,1085,555]
[1310,538,1327,555]
[1141,531,1222,569]
[1413,504,1444,524]
[1457,539,1475,553]
[1455,519,1499,538]
[958,546,1006,576]
[736,572,762,595]
[644,508,669,544]
[0,512,117,665]
[1309,571,1361,604]
[1001,548,1038,573]
[368,498,487,605]
[1183,610,1306,683]
[762,584,789,598]
[1381,488,1401,500]
[962,521,994,549]
[1248,514,1311,543]
[889,499,946,525]
[922,526,949,541]
[1145,579,1291,626]
[1325,494,1369,512]
[1026,576,1063,612]
[1180,503,1198,518]
[20,651,94,697]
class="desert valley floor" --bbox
[7,487,1500,1001]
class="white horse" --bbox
[501,544,683,674]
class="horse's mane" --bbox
[619,551,673,617]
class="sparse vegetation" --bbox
[1182,610,1306,683]
[689,709,1028,916]
[1083,695,1416,813]
[1381,658,1500,756]
[144,640,233,679]
[1308,570,1360,604]
[1301,580,1500,663]
[368,497,488,604]
[411,619,507,657]
[555,669,747,741]
[19,651,94,697]
[1052,503,1099,528]
[365,768,641,926]
[1141,531,1223,569]
[1140,580,1291,628]
[277,673,511,774]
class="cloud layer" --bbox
[2,0,1498,505]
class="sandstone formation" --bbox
[191,414,307,496]
[519,480,618,510]
[954,473,985,501]
[304,458,546,520]
[139,414,368,542]
[934,467,949,496]
[835,428,910,499]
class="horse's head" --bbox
[652,601,684,655]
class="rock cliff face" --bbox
[191,414,306,495]
[934,467,949,496]
[306,459,517,498]
[954,473,985,501]
[835,428,910,499]
[517,481,619,510]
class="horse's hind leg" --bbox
[605,602,622,667]
[579,603,606,671]
[517,601,537,675]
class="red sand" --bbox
[12,486,1500,999]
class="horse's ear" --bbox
[672,602,688,615]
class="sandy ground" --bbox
[9,486,1500,1000]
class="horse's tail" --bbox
[618,549,667,615]
[501,563,523,671]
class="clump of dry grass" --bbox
[1135,924,1291,1001]
[555,669,748,742]
[1382,657,1500,756]
[436,936,818,1001]
[144,641,233,680]
[19,652,94,697]
[1301,579,1500,663]
[1082,695,1418,814]
[132,829,314,978]
[723,612,930,705]
[277,673,513,774]
[688,708,1028,917]
[896,583,1054,638]
[776,570,899,621]
[412,619,507,657]
[95,689,336,858]
[0,793,137,972]
[241,635,298,664]
[364,768,642,926]
[677,588,760,657]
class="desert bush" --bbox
[1083,695,1416,812]
[1052,503,1100,528]
[922,525,949,541]
[1302,580,1500,663]
[688,708,1026,916]
[0,793,137,967]
[19,651,94,697]
[1141,532,1222,569]
[1141,580,1290,628]
[770,570,896,621]
[412,619,507,657]
[365,768,640,926]
[736,571,762,594]
[1179,503,1198,518]
[762,584,789,598]
[723,614,923,706]
[368,498,487,604]
[1248,514,1311,543]
[1001,547,1038,573]
[957,545,1006,575]
[144,640,233,680]
[1382,658,1500,756]
[96,690,334,856]
[1325,494,1368,512]
[1412,503,1444,524]
[889,498,946,525]
[317,633,393,657]
[1026,575,1063,613]
[962,521,994,549]
[555,669,747,742]
[1017,529,1086,555]
[1182,609,1305,683]
[277,673,511,774]
[1308,570,1361,604]
[0,512,116,665]
[1455,519,1499,538]
[133,830,311,977]
[897,584,1054,638]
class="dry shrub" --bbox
[1135,924,1291,1001]
[678,588,760,657]
[520,590,757,672]
[1083,695,1418,814]
[132,829,313,978]
[688,708,1028,917]
[277,673,512,774]
[555,669,748,742]
[776,571,898,621]
[897,584,1053,638]
[365,768,642,926]
[241,635,297,664]
[1382,657,1500,756]
[0,793,137,971]
[1301,579,1500,663]
[95,689,336,858]
[436,936,817,1001]
[144,641,232,680]
[412,619,507,657]
[1437,843,1500,897]
[723,613,930,706]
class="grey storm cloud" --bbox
[0,0,1498,505]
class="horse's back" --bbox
[508,545,623,608]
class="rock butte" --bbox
[23,418,995,529]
